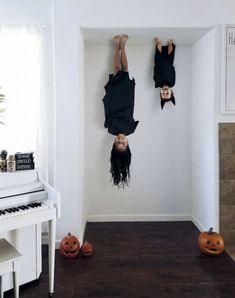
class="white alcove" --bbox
[81,27,218,232]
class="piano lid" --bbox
[0,170,38,188]
[0,181,44,199]
[0,170,44,199]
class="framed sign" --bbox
[222,25,235,114]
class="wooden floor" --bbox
[5,221,235,298]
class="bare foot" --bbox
[121,34,129,46]
[113,35,122,48]
[154,37,162,53]
[154,37,161,45]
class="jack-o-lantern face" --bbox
[60,233,80,258]
[198,227,224,255]
[81,241,93,257]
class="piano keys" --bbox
[0,170,61,296]
[0,201,49,217]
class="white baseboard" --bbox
[80,221,87,242]
[87,213,192,222]
[42,215,206,249]
[191,216,207,232]
[42,223,87,249]
[42,233,61,249]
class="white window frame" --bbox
[221,24,235,114]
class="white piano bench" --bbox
[0,239,22,298]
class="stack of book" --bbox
[15,152,35,171]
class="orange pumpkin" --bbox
[81,241,93,257]
[59,233,80,258]
[198,227,224,256]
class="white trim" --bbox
[42,234,61,249]
[52,217,207,248]
[42,232,48,244]
[191,216,207,232]
[42,217,207,248]
[43,233,87,250]
[80,221,87,243]
[221,24,235,114]
[214,123,220,233]
[221,23,227,114]
[87,214,192,222]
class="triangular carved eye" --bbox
[207,240,210,244]
[217,241,220,245]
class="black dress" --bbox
[153,44,176,88]
[103,71,139,136]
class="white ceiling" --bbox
[82,27,212,46]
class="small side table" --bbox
[0,238,22,298]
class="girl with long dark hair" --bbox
[102,35,139,188]
[153,37,176,109]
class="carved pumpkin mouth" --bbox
[203,247,222,255]
[205,248,218,252]
[83,251,92,255]
[64,249,78,255]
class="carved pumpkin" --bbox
[198,227,224,255]
[81,241,93,257]
[59,233,80,258]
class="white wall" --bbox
[191,29,218,231]
[84,43,192,221]
[52,0,235,239]
[52,0,85,241]
[0,0,86,245]
[0,0,51,25]
[78,31,86,237]
[1,0,235,242]
[77,0,235,28]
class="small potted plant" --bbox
[0,88,5,125]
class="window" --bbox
[0,26,41,166]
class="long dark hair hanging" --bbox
[110,143,131,188]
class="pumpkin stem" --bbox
[68,232,71,236]
[208,227,213,234]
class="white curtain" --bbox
[0,25,53,182]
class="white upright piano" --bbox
[0,170,61,296]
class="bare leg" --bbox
[168,39,174,55]
[121,34,129,72]
[113,35,121,75]
[154,37,162,53]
